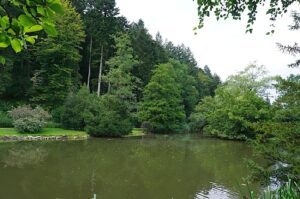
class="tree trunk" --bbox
[108,81,111,93]
[87,36,93,89]
[97,45,103,97]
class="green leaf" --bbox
[49,3,64,15]
[0,16,9,29]
[37,6,46,16]
[18,14,36,27]
[0,56,5,65]
[0,42,9,48]
[42,23,57,37]
[25,36,36,44]
[24,25,43,33]
[0,34,10,48]
[7,28,16,35]
[11,38,22,53]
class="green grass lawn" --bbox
[125,128,146,137]
[0,127,145,137]
[0,128,87,137]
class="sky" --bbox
[116,0,300,81]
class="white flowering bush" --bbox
[9,106,51,133]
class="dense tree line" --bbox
[0,0,220,136]
[0,0,299,192]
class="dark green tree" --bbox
[61,86,92,130]
[72,0,127,94]
[30,0,85,109]
[129,20,168,100]
[85,33,137,137]
[139,62,186,133]
[164,41,198,75]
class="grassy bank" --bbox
[0,128,145,138]
[124,128,146,138]
[0,128,87,137]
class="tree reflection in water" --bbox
[2,144,47,168]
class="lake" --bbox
[0,135,259,199]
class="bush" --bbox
[0,111,13,127]
[9,105,51,133]
[85,94,133,137]
[61,86,91,130]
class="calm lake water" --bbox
[0,135,259,199]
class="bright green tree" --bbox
[171,60,199,117]
[139,62,186,133]
[190,64,271,139]
[30,0,85,109]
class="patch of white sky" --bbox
[116,0,300,81]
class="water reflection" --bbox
[1,143,47,168]
[0,136,258,199]
[195,182,239,199]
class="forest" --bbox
[0,0,299,198]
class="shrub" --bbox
[9,105,50,133]
[61,86,91,130]
[0,111,13,127]
[85,94,133,137]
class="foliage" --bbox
[0,111,13,127]
[30,0,85,109]
[8,105,50,133]
[85,94,133,137]
[139,62,186,133]
[249,14,300,184]
[0,0,64,63]
[247,180,299,199]
[85,33,137,137]
[164,41,198,74]
[163,40,221,99]
[0,61,12,95]
[171,60,199,117]
[196,0,299,33]
[73,0,126,93]
[277,11,300,68]
[129,20,168,100]
[250,75,300,183]
[189,65,271,138]
[61,86,91,130]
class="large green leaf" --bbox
[0,34,10,48]
[0,16,9,29]
[18,14,36,27]
[25,35,36,44]
[11,38,22,53]
[24,25,43,33]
